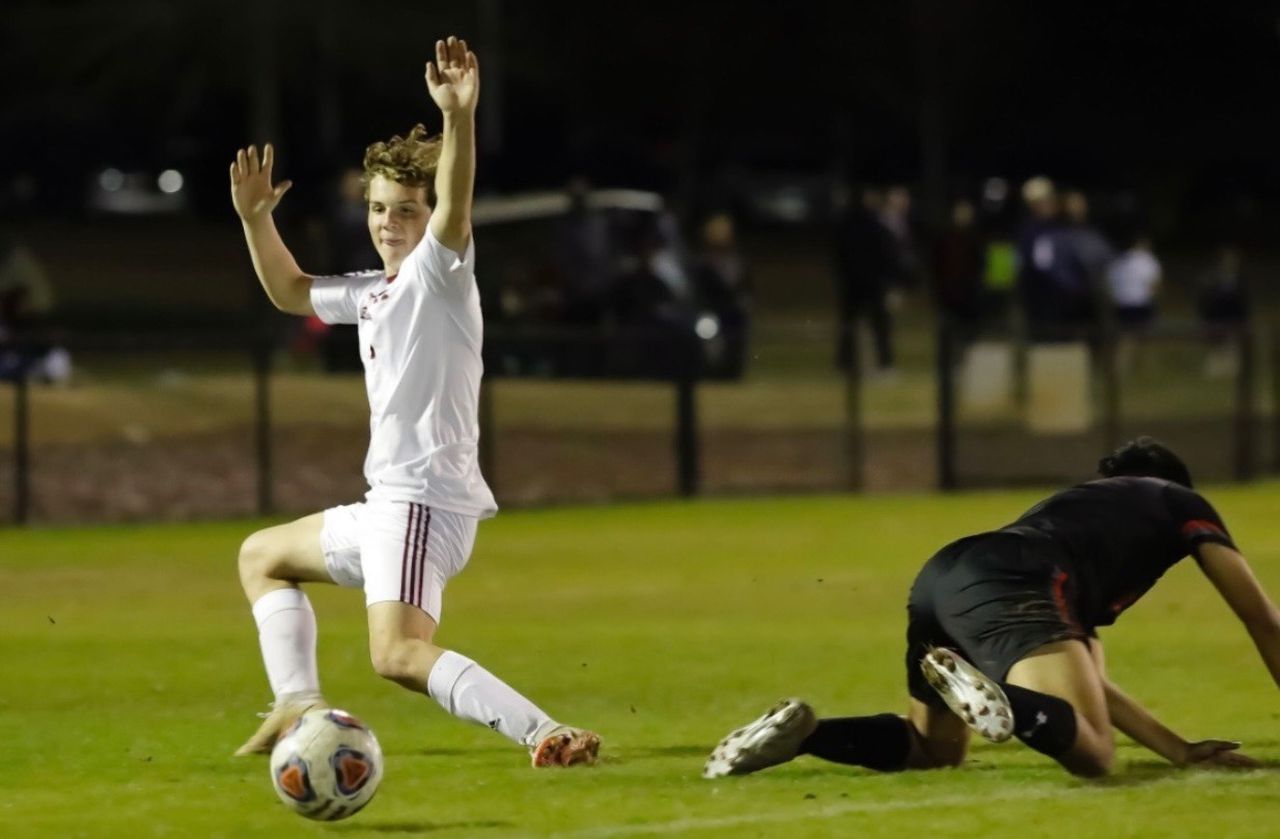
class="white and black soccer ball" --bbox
[269,708,384,821]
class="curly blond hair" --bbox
[362,124,441,205]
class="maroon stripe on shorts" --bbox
[400,503,419,602]
[409,503,426,606]
[417,508,433,608]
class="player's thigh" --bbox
[906,698,969,768]
[239,511,331,584]
[1005,639,1109,736]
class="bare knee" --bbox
[1062,740,1114,778]
[370,639,429,688]
[910,733,966,769]
[238,530,286,598]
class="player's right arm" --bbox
[1198,541,1280,689]
[229,143,316,316]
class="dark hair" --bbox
[1098,437,1193,488]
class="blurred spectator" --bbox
[553,176,613,324]
[1017,177,1092,339]
[1106,235,1161,330]
[1197,245,1251,378]
[1061,190,1113,308]
[880,185,922,293]
[1106,234,1161,375]
[297,168,378,370]
[0,233,71,383]
[931,199,986,338]
[610,216,682,327]
[692,213,751,377]
[834,187,897,374]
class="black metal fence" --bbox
[2,318,1271,526]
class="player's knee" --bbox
[369,640,419,685]
[238,530,283,589]
[1064,742,1113,778]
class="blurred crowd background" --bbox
[2,1,1279,523]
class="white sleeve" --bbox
[310,272,377,324]
[405,228,477,295]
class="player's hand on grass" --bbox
[1182,739,1260,768]
[229,143,293,222]
[426,36,479,115]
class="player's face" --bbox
[367,175,431,272]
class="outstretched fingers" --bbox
[262,143,275,177]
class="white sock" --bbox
[426,651,553,747]
[251,588,321,701]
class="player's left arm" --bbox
[1090,639,1257,768]
[1198,541,1280,690]
[425,35,478,257]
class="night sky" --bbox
[4,1,1279,222]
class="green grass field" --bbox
[4,488,1280,838]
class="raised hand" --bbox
[425,36,479,116]
[229,144,293,222]
[1184,739,1260,768]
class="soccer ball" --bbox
[269,708,384,821]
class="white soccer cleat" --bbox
[703,698,818,779]
[530,725,601,768]
[920,648,1013,743]
[233,695,327,757]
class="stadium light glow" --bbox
[157,169,185,194]
[98,168,125,192]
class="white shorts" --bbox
[319,500,477,622]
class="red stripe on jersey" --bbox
[1181,519,1226,540]
[1051,568,1083,634]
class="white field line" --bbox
[551,770,1278,839]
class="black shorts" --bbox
[905,533,1091,709]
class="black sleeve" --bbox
[1162,484,1236,555]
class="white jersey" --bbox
[1107,249,1161,307]
[310,229,497,519]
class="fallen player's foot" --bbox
[233,694,327,757]
[531,725,601,767]
[920,648,1013,743]
[703,698,818,779]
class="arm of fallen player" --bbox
[1104,679,1258,768]
[1197,543,1280,691]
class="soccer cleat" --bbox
[530,725,601,768]
[702,698,818,779]
[233,696,327,757]
[919,648,1014,743]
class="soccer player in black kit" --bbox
[704,439,1280,778]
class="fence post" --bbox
[13,371,30,525]
[1234,326,1256,481]
[936,317,957,490]
[252,336,274,516]
[675,375,700,497]
[842,322,864,491]
[1099,318,1122,454]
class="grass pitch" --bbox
[3,488,1280,838]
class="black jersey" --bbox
[995,476,1236,628]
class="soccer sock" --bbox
[1001,683,1079,758]
[426,650,553,747]
[250,588,321,701]
[798,713,913,772]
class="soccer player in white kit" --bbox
[227,36,599,768]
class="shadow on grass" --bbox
[329,820,513,833]
[622,745,709,758]
[389,747,516,758]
